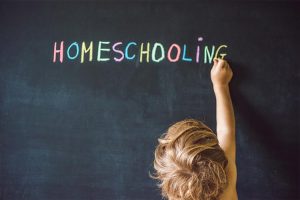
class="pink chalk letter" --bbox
[112,42,124,62]
[167,44,181,62]
[53,41,64,63]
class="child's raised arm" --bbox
[211,58,238,199]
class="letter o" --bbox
[67,42,80,60]
[167,44,181,62]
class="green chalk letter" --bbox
[204,45,215,64]
[152,43,165,62]
[97,41,110,61]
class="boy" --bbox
[151,59,238,200]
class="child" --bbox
[150,59,238,200]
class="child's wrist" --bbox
[213,84,230,95]
[213,84,229,90]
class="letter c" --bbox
[125,42,137,60]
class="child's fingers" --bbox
[213,58,218,67]
[213,58,230,72]
[220,59,230,69]
[223,61,229,69]
[215,59,225,69]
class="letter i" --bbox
[196,37,203,63]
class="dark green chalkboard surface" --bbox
[0,1,299,200]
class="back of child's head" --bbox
[150,118,228,200]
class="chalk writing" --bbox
[53,37,228,64]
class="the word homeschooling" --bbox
[52,37,228,64]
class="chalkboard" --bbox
[0,1,299,200]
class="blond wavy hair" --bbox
[150,118,229,200]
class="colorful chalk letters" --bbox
[53,37,228,64]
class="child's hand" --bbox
[210,58,233,87]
